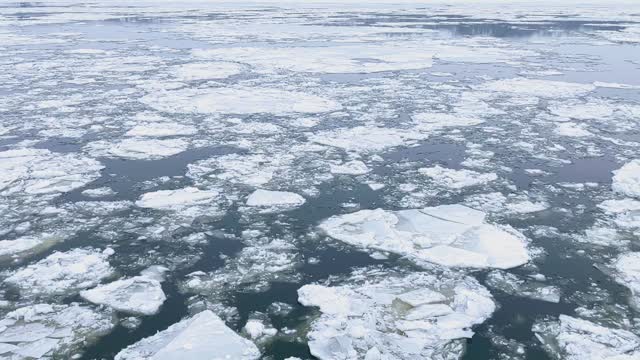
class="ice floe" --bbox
[310,126,428,153]
[136,187,219,210]
[171,62,243,81]
[419,166,498,189]
[125,123,198,137]
[298,267,495,359]
[245,189,306,209]
[0,148,103,196]
[80,267,167,315]
[330,160,370,175]
[612,252,640,309]
[612,160,640,199]
[115,310,260,360]
[0,303,115,359]
[141,87,341,115]
[477,78,595,98]
[85,138,189,160]
[534,315,640,360]
[4,248,114,299]
[319,204,530,269]
[485,270,561,303]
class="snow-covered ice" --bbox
[419,166,498,189]
[115,310,260,360]
[171,62,243,81]
[136,187,219,210]
[612,253,640,309]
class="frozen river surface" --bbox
[1,0,640,359]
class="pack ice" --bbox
[4,248,114,299]
[115,310,260,360]
[319,204,530,269]
[141,87,341,115]
[0,303,115,359]
[534,315,640,360]
[298,268,496,359]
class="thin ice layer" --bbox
[298,268,495,359]
[115,310,260,360]
[319,204,529,269]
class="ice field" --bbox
[0,0,640,358]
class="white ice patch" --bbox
[142,87,341,115]
[0,303,114,359]
[319,204,530,269]
[612,160,640,198]
[85,138,189,160]
[554,123,592,137]
[0,148,103,196]
[330,160,370,175]
[115,310,260,360]
[172,62,243,81]
[412,112,484,131]
[4,248,114,298]
[533,315,640,360]
[125,123,198,137]
[613,252,640,309]
[310,126,428,153]
[418,166,498,189]
[82,187,116,198]
[548,99,615,120]
[477,78,595,98]
[136,187,219,211]
[0,233,61,260]
[298,268,495,359]
[187,153,293,187]
[245,189,306,209]
[80,267,167,315]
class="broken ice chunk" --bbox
[4,248,114,298]
[298,268,495,359]
[485,270,561,303]
[172,62,243,81]
[533,315,640,360]
[418,165,497,189]
[245,189,306,209]
[612,252,640,309]
[80,268,167,315]
[330,160,370,175]
[125,123,198,137]
[0,303,115,359]
[319,204,530,269]
[476,78,595,98]
[612,160,640,199]
[136,187,218,210]
[84,138,189,160]
[115,310,260,360]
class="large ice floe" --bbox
[533,315,640,360]
[171,62,243,81]
[298,267,495,359]
[115,310,260,360]
[319,204,530,269]
[80,266,167,315]
[141,87,341,115]
[612,160,640,199]
[4,248,114,299]
[136,187,218,210]
[0,148,103,196]
[0,303,115,359]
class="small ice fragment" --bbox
[330,160,370,175]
